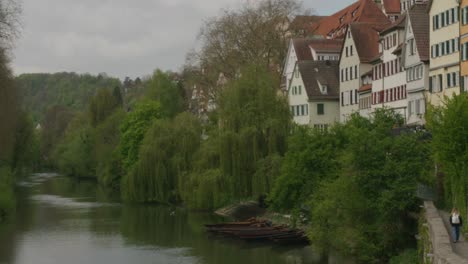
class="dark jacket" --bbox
[450,214,463,227]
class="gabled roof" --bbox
[380,14,406,35]
[383,0,402,14]
[290,15,327,31]
[309,39,343,53]
[310,0,390,39]
[407,3,430,61]
[297,60,340,100]
[349,23,386,63]
[292,38,343,61]
[292,38,315,61]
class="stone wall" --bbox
[423,201,468,264]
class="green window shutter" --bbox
[429,77,433,93]
[317,104,324,115]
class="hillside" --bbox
[16,72,121,123]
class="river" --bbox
[0,173,351,264]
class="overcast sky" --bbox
[12,0,355,80]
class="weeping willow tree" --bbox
[217,64,291,200]
[122,112,201,203]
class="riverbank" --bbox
[215,201,303,228]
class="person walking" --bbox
[450,208,463,243]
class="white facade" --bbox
[428,0,461,107]
[358,73,373,119]
[283,39,299,89]
[288,63,340,128]
[339,27,373,123]
[372,24,408,120]
[403,12,429,126]
[288,66,310,125]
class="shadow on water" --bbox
[0,173,353,264]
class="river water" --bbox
[0,173,351,264]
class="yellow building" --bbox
[461,0,468,92]
[428,0,461,106]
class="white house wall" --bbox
[428,0,461,107]
[372,28,408,119]
[288,69,310,125]
[404,16,429,125]
[339,29,362,123]
[283,40,298,87]
[309,100,340,128]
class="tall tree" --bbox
[218,64,290,198]
[185,0,305,102]
[146,70,185,119]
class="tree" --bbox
[122,112,201,203]
[307,110,431,263]
[146,70,185,119]
[40,105,74,163]
[185,0,304,101]
[88,87,121,127]
[427,94,468,217]
[217,64,291,199]
[119,101,161,170]
[0,49,17,168]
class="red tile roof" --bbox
[380,13,406,35]
[383,0,401,14]
[308,39,343,53]
[292,38,315,61]
[292,38,344,61]
[349,23,387,63]
[290,16,327,32]
[309,0,390,39]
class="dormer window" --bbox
[321,85,328,94]
[340,16,345,23]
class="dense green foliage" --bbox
[268,126,342,214]
[269,110,431,263]
[146,70,185,118]
[52,87,124,184]
[122,113,201,203]
[217,65,291,199]
[16,72,121,123]
[427,94,468,221]
[119,101,161,170]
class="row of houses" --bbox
[285,0,468,128]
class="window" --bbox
[350,46,353,56]
[462,76,468,92]
[464,7,468,25]
[317,104,324,115]
[355,65,358,79]
[439,74,443,91]
[409,39,415,55]
[298,85,302,94]
[321,85,328,94]
[408,101,414,116]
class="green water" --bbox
[0,173,351,264]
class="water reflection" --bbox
[0,174,351,264]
